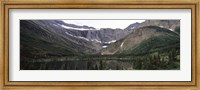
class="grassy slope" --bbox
[117,34,180,56]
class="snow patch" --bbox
[120,41,125,47]
[169,28,173,31]
[65,32,74,37]
[104,40,116,44]
[102,46,107,48]
[77,36,89,41]
[131,27,135,29]
[65,32,102,42]
[59,24,96,31]
[91,39,102,43]
[65,32,89,41]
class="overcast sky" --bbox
[62,20,145,29]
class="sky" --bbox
[62,20,145,29]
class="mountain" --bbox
[64,28,126,43]
[44,20,137,49]
[124,22,141,31]
[32,20,180,49]
[20,20,102,59]
[20,20,180,58]
[62,24,131,45]
[20,20,180,70]
[101,26,180,55]
[124,20,180,32]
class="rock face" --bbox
[124,22,141,31]
[139,20,180,31]
[65,28,126,43]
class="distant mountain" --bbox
[124,20,180,31]
[64,28,126,43]
[124,22,141,31]
[101,26,180,55]
[48,20,136,48]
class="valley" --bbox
[20,20,180,70]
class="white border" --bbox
[9,9,191,81]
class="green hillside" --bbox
[118,34,180,56]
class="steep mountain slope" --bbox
[101,26,180,55]
[20,20,102,59]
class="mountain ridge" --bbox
[20,20,180,57]
[101,26,179,55]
